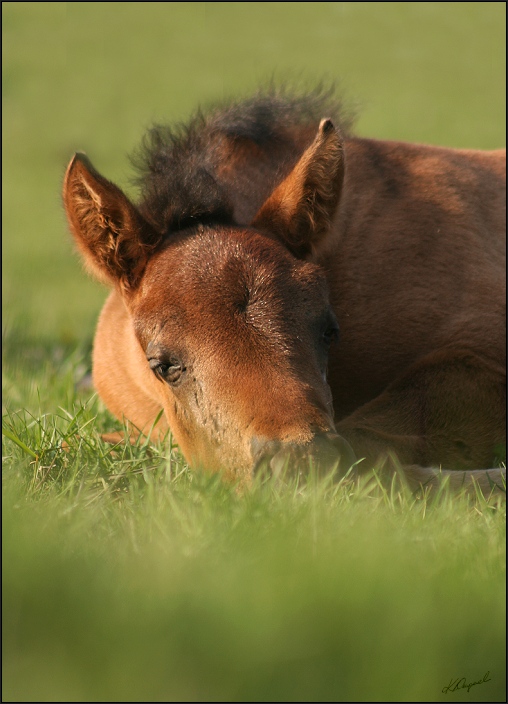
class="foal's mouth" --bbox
[250,432,357,480]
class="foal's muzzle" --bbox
[251,432,357,480]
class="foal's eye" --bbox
[148,357,185,384]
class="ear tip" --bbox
[69,151,92,169]
[65,152,97,183]
[319,118,335,134]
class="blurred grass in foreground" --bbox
[3,399,506,702]
[2,342,506,701]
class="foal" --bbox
[64,88,506,492]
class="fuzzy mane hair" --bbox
[131,85,354,234]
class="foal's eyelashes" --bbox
[148,354,186,385]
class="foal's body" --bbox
[65,90,506,490]
[326,141,506,469]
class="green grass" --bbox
[3,3,506,701]
[3,381,507,702]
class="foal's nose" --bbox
[251,432,357,480]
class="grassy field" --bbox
[3,3,506,701]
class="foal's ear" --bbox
[251,119,344,258]
[63,153,161,293]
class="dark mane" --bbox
[131,84,355,234]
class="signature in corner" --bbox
[442,671,492,694]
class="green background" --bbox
[3,1,506,343]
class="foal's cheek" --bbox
[156,390,195,462]
[156,387,220,471]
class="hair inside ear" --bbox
[63,153,162,292]
[251,118,345,258]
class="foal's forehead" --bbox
[131,227,328,356]
[131,225,328,344]
[142,225,324,291]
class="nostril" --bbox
[326,433,357,470]
[250,436,266,458]
[306,432,356,471]
[251,432,357,480]
[251,436,283,463]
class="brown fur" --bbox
[252,119,345,257]
[63,90,506,494]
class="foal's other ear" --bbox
[63,153,161,293]
[251,119,344,258]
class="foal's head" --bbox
[64,119,355,481]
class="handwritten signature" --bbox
[442,671,491,694]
